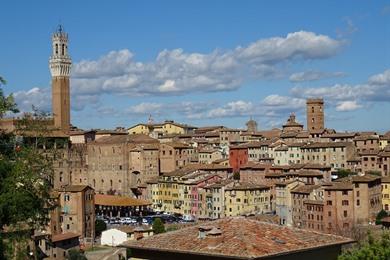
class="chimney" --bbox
[134,227,144,240]
[198,226,212,239]
[206,227,223,248]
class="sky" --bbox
[1,1,390,132]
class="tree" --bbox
[95,219,107,237]
[0,78,54,259]
[67,249,87,260]
[338,232,390,260]
[0,76,19,118]
[152,218,165,234]
[336,169,357,179]
[376,209,388,225]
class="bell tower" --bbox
[49,25,71,132]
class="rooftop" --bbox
[122,217,352,259]
[51,232,79,243]
[95,194,151,207]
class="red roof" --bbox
[123,217,353,259]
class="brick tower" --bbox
[306,98,324,132]
[49,25,71,132]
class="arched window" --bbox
[61,44,65,55]
[55,44,58,54]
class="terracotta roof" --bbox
[225,182,270,191]
[323,182,353,191]
[162,142,191,149]
[296,170,324,178]
[322,132,356,138]
[274,146,288,151]
[95,194,151,206]
[51,232,79,243]
[242,140,271,148]
[354,135,379,141]
[123,217,353,259]
[63,185,91,192]
[302,142,352,149]
[280,132,299,138]
[256,129,282,139]
[291,185,321,194]
[240,162,271,170]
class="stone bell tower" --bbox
[49,25,71,132]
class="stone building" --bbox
[301,142,356,172]
[87,134,159,196]
[323,175,382,235]
[282,113,304,133]
[159,142,194,174]
[275,180,305,226]
[354,134,380,153]
[224,183,271,216]
[291,185,323,228]
[303,200,324,232]
[306,98,324,132]
[49,185,95,246]
[245,118,258,133]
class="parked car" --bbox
[182,214,195,222]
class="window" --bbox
[342,200,349,206]
[357,199,360,206]
[342,191,348,195]
[326,200,332,205]
[343,210,348,217]
[328,211,332,217]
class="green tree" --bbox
[336,169,356,179]
[0,77,54,259]
[67,249,87,260]
[338,232,390,260]
[376,209,388,225]
[152,218,165,234]
[95,219,107,237]
[0,76,19,118]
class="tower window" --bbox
[312,118,315,123]
[55,44,58,54]
[312,107,314,113]
[62,44,65,55]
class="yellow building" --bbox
[382,177,390,211]
[128,120,197,135]
[224,182,271,217]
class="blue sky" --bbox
[1,1,390,132]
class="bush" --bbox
[67,249,87,260]
[338,232,390,260]
[152,218,165,234]
[95,219,107,237]
[376,209,388,225]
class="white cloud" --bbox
[15,31,344,113]
[368,69,390,85]
[335,101,362,111]
[69,31,342,100]
[291,69,390,103]
[207,101,254,118]
[13,87,51,112]
[289,70,346,82]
